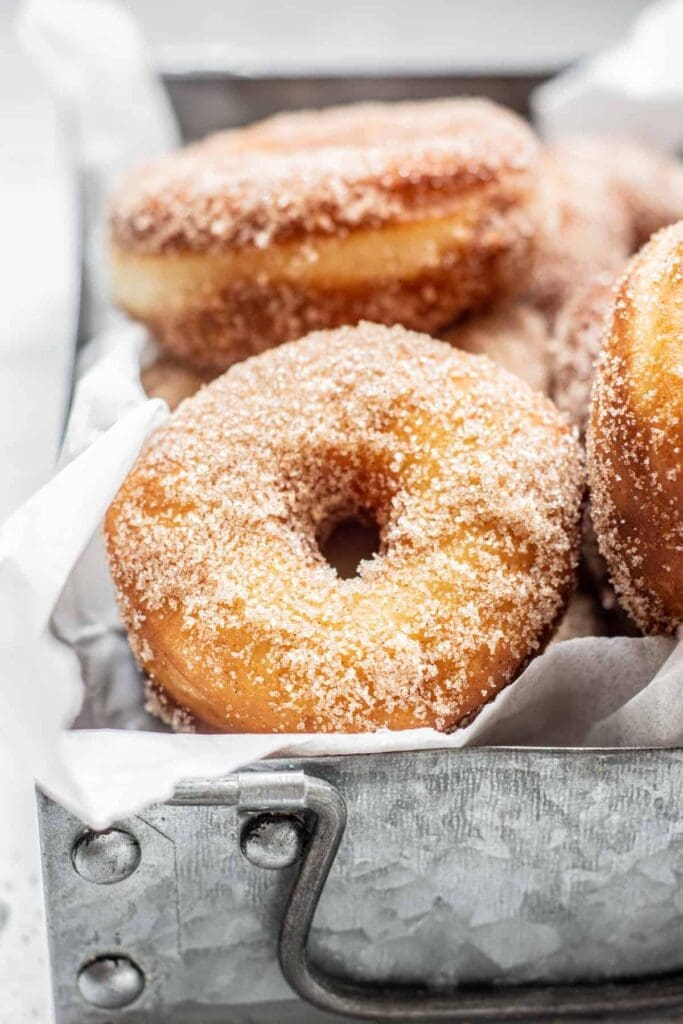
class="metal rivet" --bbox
[72,829,141,884]
[240,813,304,870]
[77,954,145,1009]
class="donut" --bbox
[108,99,539,373]
[439,300,550,394]
[579,507,638,637]
[105,322,584,733]
[526,146,632,315]
[588,224,683,634]
[547,137,683,249]
[141,356,214,411]
[545,142,683,437]
[528,138,683,318]
[548,272,638,623]
[549,272,617,433]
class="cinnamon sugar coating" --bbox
[549,137,683,250]
[529,137,683,319]
[439,300,550,394]
[108,98,538,372]
[549,273,617,434]
[124,249,533,375]
[588,224,683,634]
[106,323,584,733]
[531,139,683,436]
[110,99,538,254]
[527,145,632,315]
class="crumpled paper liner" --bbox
[5,0,682,828]
[0,325,678,829]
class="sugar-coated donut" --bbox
[540,139,683,435]
[579,507,638,636]
[105,322,583,733]
[588,224,683,634]
[549,273,617,434]
[526,139,683,432]
[548,137,683,250]
[526,146,632,315]
[109,99,539,373]
[439,300,550,394]
[141,356,214,411]
[529,138,683,319]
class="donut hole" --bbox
[317,510,381,579]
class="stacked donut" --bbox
[105,98,683,734]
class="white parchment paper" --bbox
[5,0,682,829]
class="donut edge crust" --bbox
[587,224,683,634]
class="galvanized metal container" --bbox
[38,72,683,1023]
[40,749,683,1023]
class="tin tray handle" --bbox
[278,774,683,1022]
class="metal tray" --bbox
[40,749,683,1023]
[38,71,683,1024]
[161,69,548,141]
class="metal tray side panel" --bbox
[39,748,683,1023]
[161,72,547,141]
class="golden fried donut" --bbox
[549,272,617,434]
[588,224,683,634]
[543,142,683,433]
[529,137,683,318]
[439,300,551,394]
[109,99,539,373]
[526,146,632,315]
[549,137,683,249]
[105,322,583,733]
[141,356,214,411]
[579,507,637,636]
